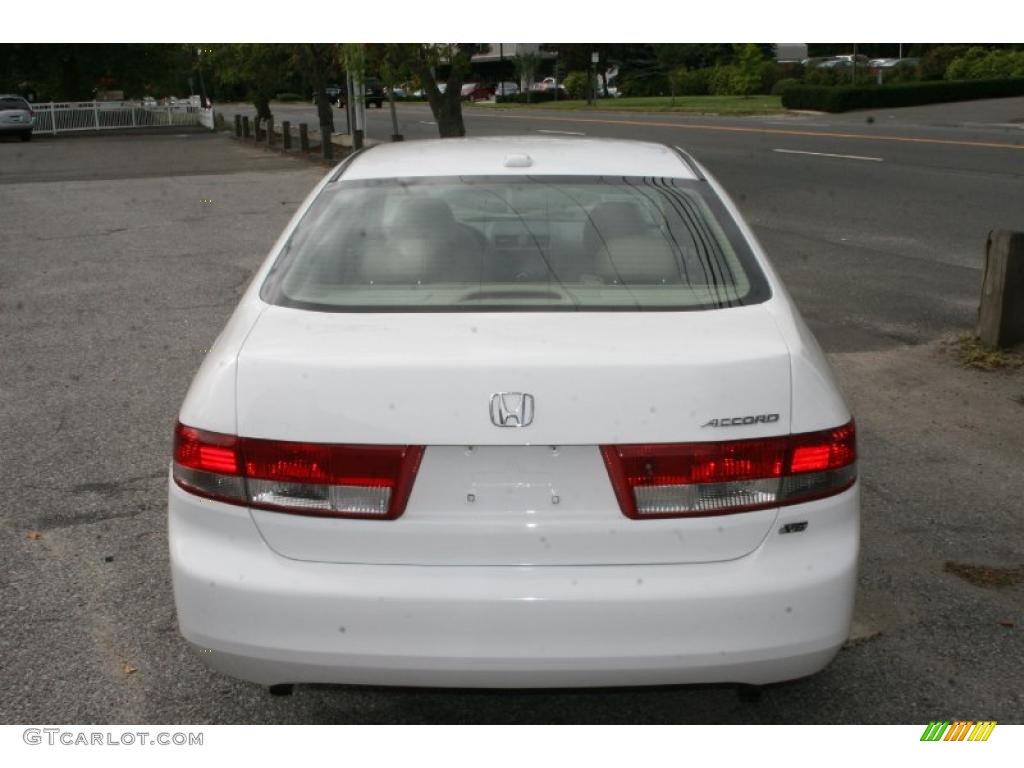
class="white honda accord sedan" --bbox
[169,136,858,691]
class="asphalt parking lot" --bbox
[0,116,1021,724]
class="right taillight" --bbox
[600,421,856,519]
[173,422,424,519]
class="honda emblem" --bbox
[489,393,535,427]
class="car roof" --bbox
[341,136,698,180]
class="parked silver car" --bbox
[0,95,34,141]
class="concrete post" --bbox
[241,115,250,139]
[977,230,1024,347]
[299,123,309,152]
[281,120,291,150]
[234,114,242,137]
[266,116,275,146]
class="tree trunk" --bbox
[388,87,402,141]
[416,63,468,138]
[432,91,466,137]
[253,93,272,134]
[302,44,334,135]
[315,89,334,135]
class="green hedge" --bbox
[781,77,1024,112]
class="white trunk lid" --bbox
[237,305,792,566]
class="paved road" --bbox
[0,115,1021,724]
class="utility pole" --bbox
[353,73,365,150]
[345,73,355,141]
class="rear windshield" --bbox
[261,175,771,312]
[0,97,29,109]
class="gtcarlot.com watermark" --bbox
[23,728,203,746]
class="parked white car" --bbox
[0,94,34,141]
[170,137,859,691]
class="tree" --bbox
[297,43,337,135]
[366,43,415,141]
[514,51,541,103]
[210,44,292,127]
[734,43,765,97]
[0,43,194,100]
[384,44,485,137]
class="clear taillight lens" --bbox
[173,422,424,519]
[600,421,856,519]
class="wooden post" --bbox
[234,114,242,137]
[266,116,275,146]
[299,123,309,152]
[281,120,291,150]
[241,115,250,138]
[977,230,1024,347]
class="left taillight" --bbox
[600,421,856,519]
[172,421,424,519]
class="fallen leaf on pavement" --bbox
[123,663,138,675]
[26,531,42,541]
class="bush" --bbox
[563,71,589,100]
[918,45,970,80]
[617,70,669,97]
[802,66,843,87]
[707,65,740,95]
[770,77,801,96]
[759,61,784,94]
[781,77,1024,112]
[880,62,920,84]
[275,92,305,102]
[946,47,1024,80]
[669,67,709,95]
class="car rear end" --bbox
[364,78,385,108]
[169,138,859,688]
[0,95,34,141]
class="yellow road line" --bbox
[466,110,1024,152]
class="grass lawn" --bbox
[475,94,785,116]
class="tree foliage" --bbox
[0,43,194,100]
[209,44,294,120]
[734,43,766,96]
[513,51,541,103]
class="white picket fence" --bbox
[31,101,215,135]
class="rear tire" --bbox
[268,683,294,696]
[20,131,32,142]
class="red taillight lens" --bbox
[172,422,424,519]
[601,421,856,519]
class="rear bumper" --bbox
[169,479,859,688]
